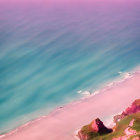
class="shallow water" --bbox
[0,0,140,133]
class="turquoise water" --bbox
[0,1,140,133]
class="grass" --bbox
[131,119,140,132]
[81,112,140,140]
[81,123,100,139]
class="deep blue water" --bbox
[0,0,140,133]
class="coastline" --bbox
[1,67,140,140]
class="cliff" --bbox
[77,99,140,140]
[114,99,140,123]
[77,118,112,140]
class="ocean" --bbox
[0,0,140,134]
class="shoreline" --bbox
[1,67,140,140]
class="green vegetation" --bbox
[81,112,140,140]
[131,118,140,132]
[81,123,100,139]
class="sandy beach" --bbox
[1,70,140,140]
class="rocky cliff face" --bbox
[77,99,140,140]
[114,99,140,123]
[77,118,112,140]
[91,118,112,134]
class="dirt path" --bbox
[113,119,137,140]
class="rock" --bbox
[77,131,89,140]
[114,99,140,123]
[77,118,112,140]
[132,137,140,140]
[77,99,140,140]
[91,118,112,134]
